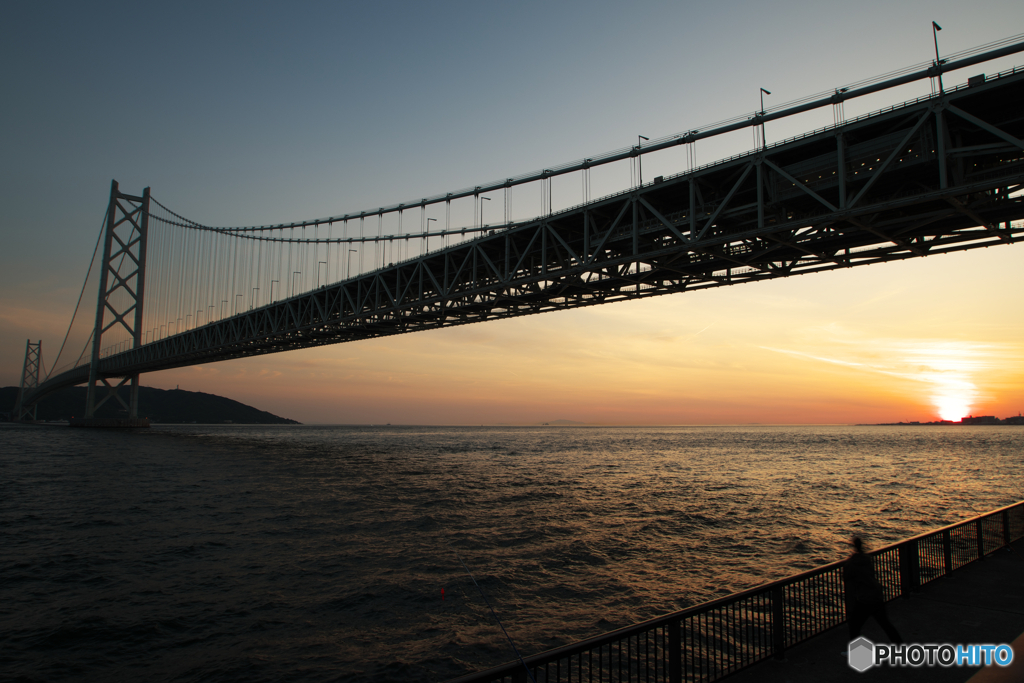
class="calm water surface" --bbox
[2,423,1022,681]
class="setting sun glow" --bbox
[936,397,971,422]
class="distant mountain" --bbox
[0,386,299,424]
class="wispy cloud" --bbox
[762,331,1022,419]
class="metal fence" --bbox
[449,500,1024,683]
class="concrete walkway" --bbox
[726,539,1024,683]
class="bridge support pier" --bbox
[81,180,150,427]
[13,339,41,422]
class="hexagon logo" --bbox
[848,637,875,672]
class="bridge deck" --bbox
[726,538,1024,683]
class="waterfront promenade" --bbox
[727,538,1024,683]
[451,501,1024,683]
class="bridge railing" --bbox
[540,63,1023,226]
[368,61,1024,269]
[449,500,1024,683]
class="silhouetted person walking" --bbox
[844,537,903,642]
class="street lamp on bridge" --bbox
[759,88,771,150]
[638,135,649,187]
[932,21,944,94]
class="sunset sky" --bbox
[2,1,1023,425]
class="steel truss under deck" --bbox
[27,68,1024,402]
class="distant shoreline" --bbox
[0,385,299,425]
[864,416,1024,426]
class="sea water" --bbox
[2,423,1022,682]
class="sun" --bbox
[935,396,971,422]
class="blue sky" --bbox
[3,1,1023,423]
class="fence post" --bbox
[1003,510,1011,548]
[772,585,786,660]
[669,617,682,683]
[942,529,953,575]
[897,542,919,597]
[910,540,920,592]
[976,519,985,560]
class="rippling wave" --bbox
[2,424,1021,681]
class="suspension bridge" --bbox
[12,37,1024,424]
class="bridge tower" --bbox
[13,340,41,422]
[83,180,150,421]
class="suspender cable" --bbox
[258,236,266,309]
[47,207,107,379]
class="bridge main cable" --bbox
[146,35,1024,235]
[147,196,497,244]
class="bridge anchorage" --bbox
[14,37,1024,425]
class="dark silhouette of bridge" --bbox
[13,38,1024,423]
